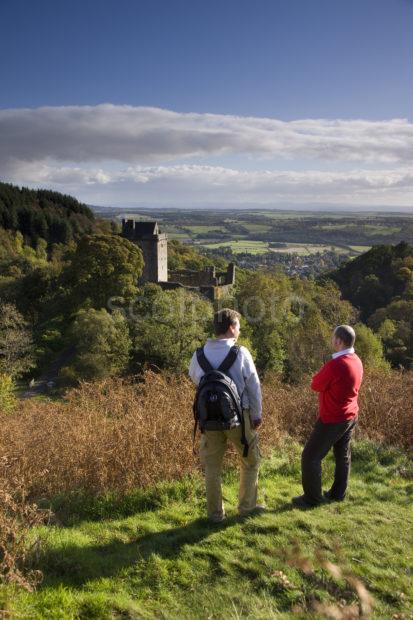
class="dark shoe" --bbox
[323,490,345,502]
[292,495,319,509]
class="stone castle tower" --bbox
[121,219,168,283]
[121,218,235,301]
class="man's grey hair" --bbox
[334,325,356,348]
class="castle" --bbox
[121,219,235,301]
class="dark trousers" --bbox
[301,417,357,505]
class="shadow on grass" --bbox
[39,505,297,590]
[39,515,238,589]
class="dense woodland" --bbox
[0,182,412,404]
[0,182,97,245]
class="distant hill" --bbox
[331,242,413,319]
[0,181,95,245]
[331,242,413,367]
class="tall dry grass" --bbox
[262,369,413,450]
[0,368,411,588]
[0,369,411,502]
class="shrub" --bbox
[0,469,46,590]
[0,374,17,413]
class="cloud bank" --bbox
[2,104,413,165]
[1,104,412,208]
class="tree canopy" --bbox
[0,181,95,246]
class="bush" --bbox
[0,471,46,590]
[0,374,17,413]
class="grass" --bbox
[1,441,412,619]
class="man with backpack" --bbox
[189,308,263,523]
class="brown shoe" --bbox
[239,504,267,517]
[209,514,226,524]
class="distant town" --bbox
[94,206,413,278]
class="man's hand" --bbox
[252,418,262,430]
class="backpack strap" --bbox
[218,345,240,373]
[196,347,213,373]
[192,418,198,455]
[218,345,248,456]
[240,412,248,458]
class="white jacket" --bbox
[188,337,262,421]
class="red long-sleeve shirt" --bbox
[311,353,363,423]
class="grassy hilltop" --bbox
[1,184,413,618]
[0,371,412,619]
[2,443,412,619]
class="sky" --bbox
[1,0,413,210]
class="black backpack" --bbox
[193,345,249,457]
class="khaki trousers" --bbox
[199,410,261,521]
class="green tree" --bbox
[354,323,390,371]
[368,300,413,367]
[66,308,132,381]
[236,271,291,373]
[284,303,331,382]
[129,284,213,372]
[0,303,35,379]
[63,234,144,312]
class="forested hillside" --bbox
[0,181,95,245]
[1,181,412,393]
[332,242,413,367]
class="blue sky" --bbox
[1,0,413,209]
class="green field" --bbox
[202,240,270,254]
[200,241,369,256]
[2,442,412,619]
[348,245,372,253]
[318,224,401,235]
[239,223,273,233]
[182,225,225,234]
[269,244,347,256]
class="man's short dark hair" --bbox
[334,325,356,348]
[213,308,241,336]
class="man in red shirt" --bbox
[292,325,363,508]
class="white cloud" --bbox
[6,162,413,207]
[1,104,413,166]
[1,105,412,208]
